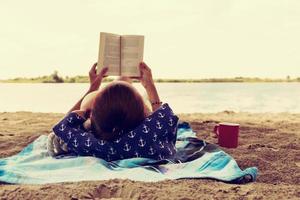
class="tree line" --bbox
[1,71,300,83]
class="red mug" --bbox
[214,122,239,148]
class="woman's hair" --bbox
[90,81,147,141]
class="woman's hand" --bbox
[89,63,108,92]
[139,62,154,89]
[138,62,161,112]
[67,63,107,114]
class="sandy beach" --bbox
[0,111,299,199]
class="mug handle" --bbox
[214,125,219,138]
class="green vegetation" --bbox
[0,71,114,83]
[0,71,300,83]
[155,77,300,83]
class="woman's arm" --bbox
[67,90,95,114]
[67,63,108,115]
[80,91,98,111]
[139,62,161,112]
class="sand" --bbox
[0,111,299,200]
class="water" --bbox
[0,83,299,113]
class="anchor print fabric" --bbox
[53,103,179,161]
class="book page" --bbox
[98,32,121,76]
[120,35,144,77]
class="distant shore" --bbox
[0,73,300,83]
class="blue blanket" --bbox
[0,123,257,184]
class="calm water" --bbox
[0,83,299,113]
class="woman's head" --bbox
[91,81,147,141]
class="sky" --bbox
[0,0,299,79]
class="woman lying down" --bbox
[47,62,179,161]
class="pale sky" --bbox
[0,0,299,79]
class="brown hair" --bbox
[90,81,147,141]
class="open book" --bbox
[97,32,144,77]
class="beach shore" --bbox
[0,112,299,199]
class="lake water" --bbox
[0,83,299,113]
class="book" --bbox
[97,32,144,77]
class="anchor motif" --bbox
[168,117,174,126]
[128,131,136,138]
[156,120,163,129]
[98,140,106,146]
[148,146,155,155]
[114,138,122,143]
[163,129,168,136]
[134,151,140,158]
[73,138,78,147]
[85,137,92,147]
[76,114,82,119]
[123,143,131,151]
[67,117,73,123]
[138,138,146,147]
[153,133,158,142]
[158,154,165,160]
[158,141,165,148]
[59,124,66,131]
[158,112,165,118]
[118,130,124,136]
[80,132,87,137]
[109,147,116,155]
[145,117,152,122]
[67,130,73,139]
[83,148,89,153]
[167,147,173,155]
[142,124,150,133]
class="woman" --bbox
[48,62,179,161]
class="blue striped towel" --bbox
[0,122,257,184]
